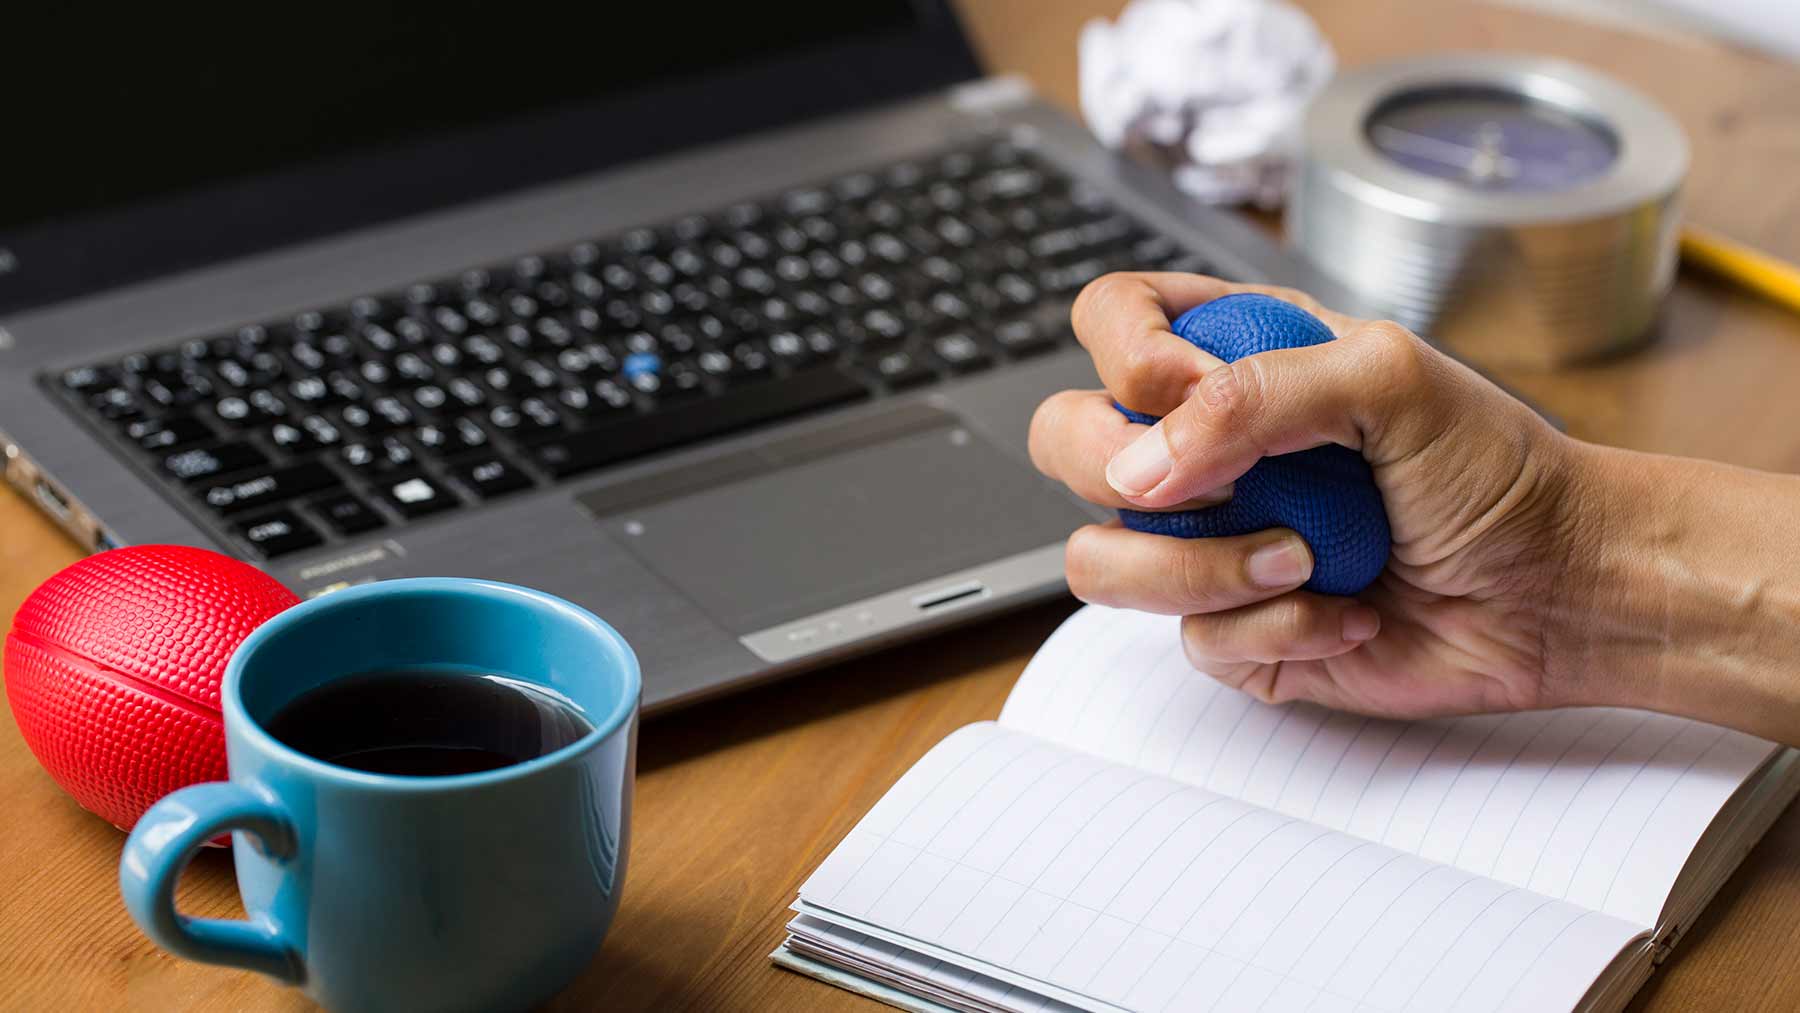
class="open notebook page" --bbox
[996,606,1781,929]
[798,722,1641,1013]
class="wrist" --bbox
[1531,438,1632,710]
[1544,440,1800,741]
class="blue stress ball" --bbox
[1114,293,1391,595]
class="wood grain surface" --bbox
[4,1,1800,1009]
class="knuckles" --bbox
[1178,614,1225,670]
[1073,272,1203,414]
[1026,390,1078,476]
[1062,526,1107,601]
[1269,593,1318,635]
[1072,272,1137,333]
[1174,542,1227,610]
[1348,320,1432,394]
[1175,359,1257,456]
[1110,338,1170,411]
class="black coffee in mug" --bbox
[265,668,595,776]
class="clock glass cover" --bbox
[1365,86,1618,192]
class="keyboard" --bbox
[49,139,1212,559]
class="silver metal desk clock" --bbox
[1289,53,1688,368]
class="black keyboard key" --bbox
[450,456,533,499]
[993,273,1039,308]
[725,342,773,382]
[286,374,333,405]
[484,402,532,433]
[696,349,735,382]
[928,291,974,323]
[243,388,288,421]
[555,381,629,417]
[368,396,415,430]
[90,386,144,421]
[518,396,565,432]
[61,365,118,392]
[311,491,385,535]
[974,167,1045,202]
[656,361,708,401]
[339,436,415,473]
[414,418,488,455]
[127,415,210,452]
[517,358,561,391]
[1040,257,1110,296]
[236,510,323,557]
[138,377,181,409]
[528,366,867,478]
[198,462,340,514]
[871,350,935,390]
[859,307,907,344]
[766,331,812,366]
[993,318,1059,358]
[213,394,254,426]
[260,414,343,453]
[163,369,215,405]
[266,421,318,452]
[376,473,459,518]
[162,442,269,482]
[930,333,993,375]
[289,343,326,373]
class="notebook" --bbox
[773,605,1800,1013]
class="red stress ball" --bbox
[4,545,300,831]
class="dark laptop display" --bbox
[1,3,977,315]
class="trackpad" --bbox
[576,406,1090,634]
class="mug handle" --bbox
[119,781,305,983]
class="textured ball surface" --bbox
[1116,293,1392,595]
[3,545,300,830]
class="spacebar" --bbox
[527,367,870,478]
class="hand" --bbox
[1029,273,1588,719]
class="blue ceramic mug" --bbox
[119,578,638,1013]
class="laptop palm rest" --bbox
[577,402,1090,641]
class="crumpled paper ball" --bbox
[1079,0,1335,207]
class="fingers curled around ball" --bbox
[1179,594,1381,668]
[1071,272,1224,415]
[1064,524,1316,615]
[1029,390,1231,510]
[1115,337,1405,509]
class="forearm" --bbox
[1553,442,1800,743]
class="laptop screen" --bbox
[1,2,979,315]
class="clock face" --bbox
[1365,87,1618,192]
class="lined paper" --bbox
[997,607,1779,928]
[798,723,1642,1013]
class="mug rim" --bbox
[223,577,641,792]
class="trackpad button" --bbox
[577,408,1088,634]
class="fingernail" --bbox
[1107,424,1173,497]
[1342,607,1381,642]
[1246,537,1312,588]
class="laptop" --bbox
[0,2,1337,710]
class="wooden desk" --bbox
[4,1,1799,1009]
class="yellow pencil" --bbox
[1680,226,1800,316]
